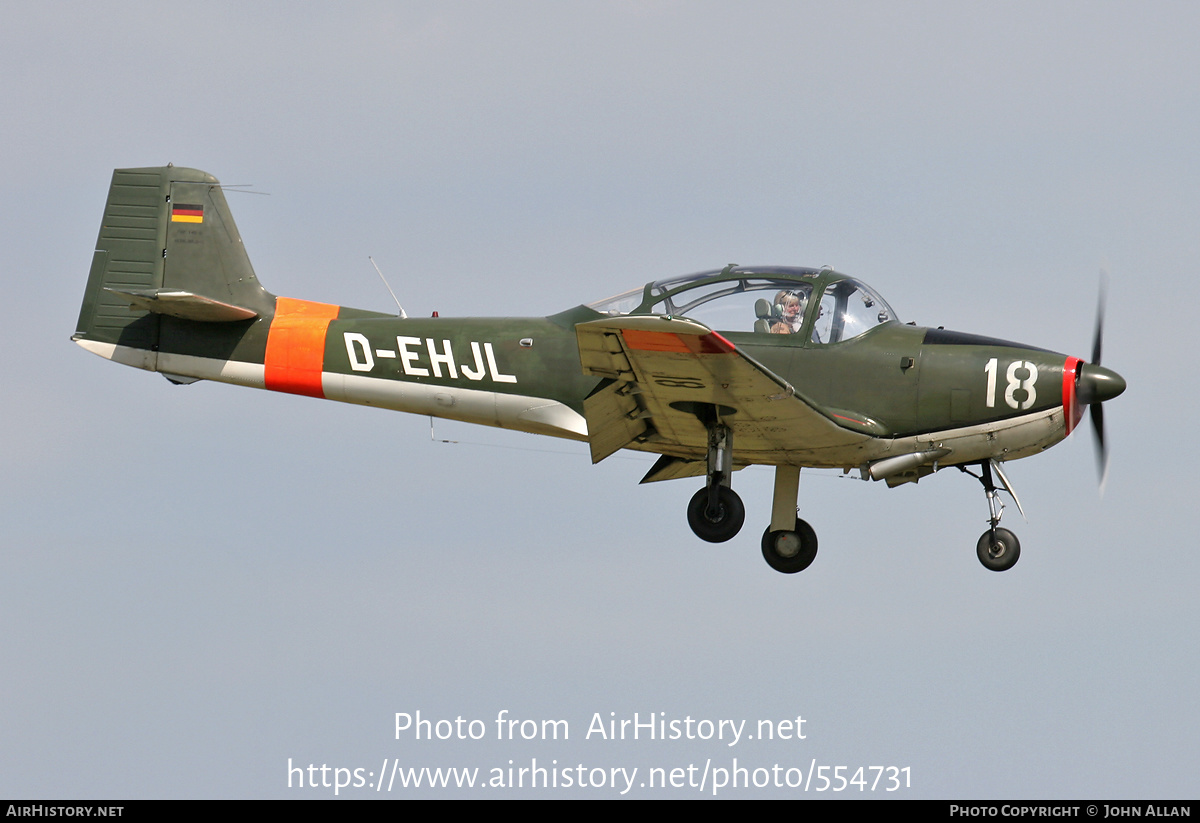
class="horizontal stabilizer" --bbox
[104,288,258,322]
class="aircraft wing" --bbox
[575,315,872,468]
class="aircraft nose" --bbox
[1077,363,1126,404]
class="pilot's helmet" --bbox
[775,289,806,316]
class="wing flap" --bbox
[583,380,651,463]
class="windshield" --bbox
[812,279,896,344]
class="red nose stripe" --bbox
[1062,356,1083,435]
[264,297,341,397]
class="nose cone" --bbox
[1078,363,1126,404]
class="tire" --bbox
[686,486,745,543]
[976,527,1021,572]
[761,518,818,573]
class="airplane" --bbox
[73,166,1126,574]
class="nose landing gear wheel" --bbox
[761,518,818,573]
[976,527,1020,572]
[686,486,745,543]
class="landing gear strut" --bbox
[685,422,744,542]
[960,460,1022,572]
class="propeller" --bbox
[1089,276,1109,489]
[1069,272,1125,492]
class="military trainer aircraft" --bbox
[73,166,1126,574]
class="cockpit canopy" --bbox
[587,266,897,345]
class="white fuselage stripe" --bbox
[75,341,589,441]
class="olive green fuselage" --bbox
[126,297,1075,473]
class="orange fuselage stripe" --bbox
[264,297,341,397]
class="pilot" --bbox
[774,290,806,334]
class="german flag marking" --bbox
[264,297,340,397]
[170,203,204,224]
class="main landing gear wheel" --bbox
[761,518,818,574]
[976,527,1021,572]
[686,486,745,543]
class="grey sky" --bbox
[1,1,1195,797]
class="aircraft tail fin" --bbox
[73,166,275,362]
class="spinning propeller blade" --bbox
[1081,270,1121,491]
